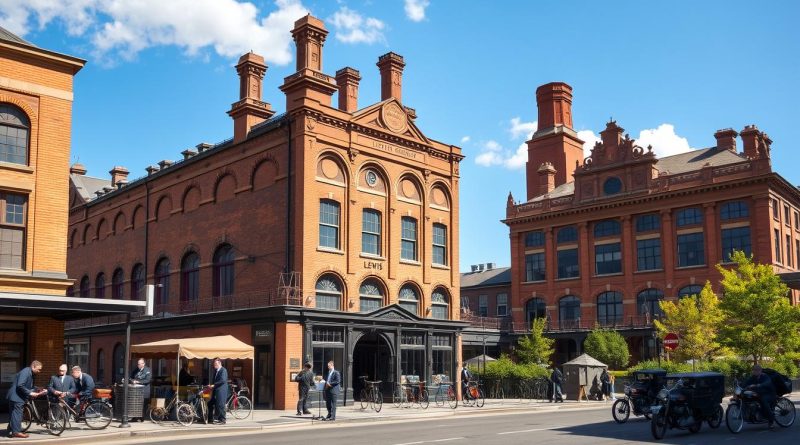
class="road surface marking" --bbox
[392,439,463,445]
[497,426,563,435]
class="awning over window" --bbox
[0,291,146,320]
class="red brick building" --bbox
[501,82,800,365]
[459,264,511,359]
[65,15,465,409]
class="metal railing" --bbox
[463,315,658,333]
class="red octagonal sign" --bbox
[663,333,679,351]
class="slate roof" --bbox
[71,174,111,202]
[0,26,33,47]
[460,267,511,288]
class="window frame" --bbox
[721,226,752,262]
[556,248,579,279]
[0,104,31,165]
[0,192,27,270]
[677,232,705,267]
[212,244,235,297]
[180,252,200,304]
[524,230,545,247]
[495,293,508,317]
[430,288,449,320]
[361,209,382,256]
[315,275,342,311]
[593,220,621,238]
[432,223,447,266]
[720,201,749,221]
[676,208,703,227]
[319,199,341,250]
[636,238,663,271]
[130,263,144,300]
[525,252,546,282]
[595,242,622,275]
[400,217,418,261]
[154,258,171,305]
[358,279,384,313]
[597,291,623,326]
[111,268,124,300]
[635,214,661,233]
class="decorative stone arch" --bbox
[131,205,145,229]
[214,170,238,203]
[428,180,452,210]
[83,223,93,244]
[69,228,79,248]
[313,270,347,310]
[0,97,37,167]
[112,211,127,234]
[676,283,705,299]
[180,243,201,259]
[250,155,279,191]
[356,160,390,194]
[181,184,202,212]
[350,330,396,357]
[397,280,423,316]
[396,171,425,203]
[316,150,350,186]
[588,283,627,300]
[96,218,108,241]
[356,275,389,312]
[155,195,173,220]
[429,285,451,319]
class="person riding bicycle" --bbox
[71,366,95,412]
[460,364,473,398]
[742,364,776,428]
[48,364,77,409]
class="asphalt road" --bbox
[118,404,799,445]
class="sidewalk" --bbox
[0,398,610,444]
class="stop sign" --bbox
[663,333,679,351]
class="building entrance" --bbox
[352,332,392,399]
[255,345,273,408]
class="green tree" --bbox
[655,282,724,363]
[583,328,630,369]
[717,251,800,364]
[516,317,555,365]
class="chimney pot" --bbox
[471,265,478,272]
[377,52,405,102]
[70,163,87,175]
[537,162,557,195]
[196,143,213,152]
[335,67,361,113]
[146,165,160,176]
[535,82,574,130]
[116,179,128,190]
[228,52,275,144]
[714,128,738,152]
[109,166,129,186]
[158,160,173,170]
[181,149,197,160]
[740,124,771,160]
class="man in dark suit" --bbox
[323,360,341,421]
[48,364,76,409]
[294,362,314,415]
[5,360,46,438]
[131,357,152,416]
[71,366,95,409]
[208,358,228,424]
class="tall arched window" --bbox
[181,252,200,304]
[112,268,124,299]
[79,275,90,298]
[95,273,105,299]
[398,284,419,315]
[0,104,30,165]
[559,296,581,329]
[525,298,547,327]
[112,343,125,384]
[155,258,170,305]
[359,279,384,313]
[130,263,144,300]
[430,288,449,319]
[597,291,623,326]
[96,349,105,384]
[315,275,342,310]
[678,285,703,299]
[212,244,235,297]
[638,288,664,318]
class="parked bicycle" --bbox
[20,397,66,436]
[433,382,458,409]
[149,392,194,426]
[52,390,113,430]
[358,376,383,412]
[394,380,429,409]
[225,381,253,419]
[187,385,210,425]
[462,380,485,408]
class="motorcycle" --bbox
[650,372,724,440]
[725,380,796,433]
[612,369,666,423]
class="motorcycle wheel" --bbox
[774,397,796,428]
[708,404,723,429]
[651,410,668,440]
[725,404,744,434]
[612,399,630,424]
[688,417,702,434]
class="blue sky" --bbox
[4,0,799,271]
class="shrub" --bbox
[584,328,630,370]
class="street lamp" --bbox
[651,330,661,367]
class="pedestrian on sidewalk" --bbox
[323,361,341,421]
[208,358,228,424]
[600,368,610,401]
[6,360,47,439]
[550,366,564,403]
[295,362,314,415]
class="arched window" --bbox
[430,288,449,319]
[155,258,170,305]
[181,252,200,304]
[525,298,547,327]
[0,104,30,165]
[359,279,384,313]
[678,285,703,299]
[112,343,125,384]
[79,275,90,298]
[398,284,419,315]
[720,201,749,220]
[96,349,105,384]
[95,273,105,299]
[213,244,235,297]
[597,291,623,326]
[676,208,703,226]
[112,268,124,299]
[593,220,621,237]
[559,296,581,329]
[557,226,578,244]
[131,263,144,300]
[638,288,664,318]
[315,275,342,310]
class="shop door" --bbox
[352,332,391,398]
[255,345,272,408]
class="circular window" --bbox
[603,177,623,195]
[366,170,378,187]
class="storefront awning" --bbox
[779,272,800,290]
[131,335,254,360]
[0,291,147,320]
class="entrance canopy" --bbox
[131,335,253,360]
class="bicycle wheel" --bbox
[197,399,208,424]
[176,403,195,426]
[434,388,444,407]
[475,388,485,408]
[392,385,403,408]
[419,390,429,409]
[402,388,412,409]
[775,397,796,427]
[46,405,67,436]
[84,401,112,430]
[447,387,458,409]
[20,404,33,432]
[373,391,383,413]
[231,396,252,419]
[360,389,369,410]
[148,406,167,423]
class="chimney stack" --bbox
[335,67,361,113]
[537,162,557,195]
[109,166,129,186]
[228,52,275,144]
[536,82,573,130]
[70,163,87,175]
[280,15,337,109]
[714,128,738,152]
[740,125,772,160]
[158,160,173,170]
[377,52,405,102]
[181,149,197,160]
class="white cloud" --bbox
[0,0,308,65]
[327,7,385,44]
[577,129,600,158]
[460,136,470,143]
[404,0,429,22]
[509,117,537,139]
[635,124,693,158]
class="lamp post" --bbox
[651,330,661,367]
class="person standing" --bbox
[5,360,47,438]
[600,368,610,401]
[48,364,76,409]
[323,361,341,421]
[550,366,564,403]
[208,358,228,424]
[130,358,152,417]
[294,363,314,415]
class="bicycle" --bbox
[358,376,383,412]
[462,380,485,408]
[392,383,406,408]
[488,380,505,403]
[20,396,66,436]
[402,381,429,409]
[52,392,113,430]
[186,386,209,424]
[225,381,253,419]
[149,392,194,426]
[433,382,458,409]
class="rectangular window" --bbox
[401,217,418,261]
[401,348,425,377]
[677,232,705,267]
[635,214,661,232]
[432,224,447,265]
[595,243,622,275]
[524,230,545,248]
[775,229,782,263]
[496,293,508,316]
[525,252,546,281]
[720,201,750,220]
[432,347,452,377]
[795,211,800,230]
[478,295,488,317]
[787,235,793,267]
[361,209,381,255]
[557,248,579,279]
[0,192,26,270]
[676,208,703,227]
[319,200,340,249]
[773,199,779,219]
[721,227,751,262]
[796,240,799,268]
[637,238,663,271]
[785,206,791,225]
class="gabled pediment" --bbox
[366,304,420,321]
[351,98,431,146]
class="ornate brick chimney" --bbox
[228,52,275,143]
[335,67,361,113]
[714,128,738,152]
[537,162,556,196]
[280,15,337,109]
[377,52,405,102]
[741,125,771,160]
[109,166,129,186]
[536,82,573,129]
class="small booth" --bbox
[562,354,607,401]
[131,335,254,418]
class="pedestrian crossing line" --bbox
[497,426,563,435]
